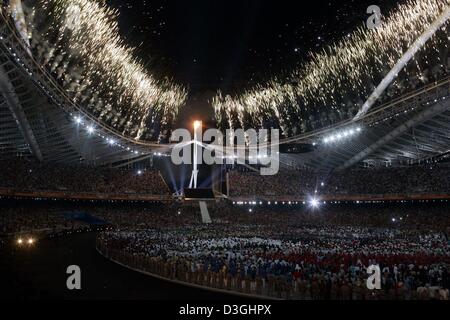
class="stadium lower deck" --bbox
[1,199,449,300]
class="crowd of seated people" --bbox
[211,203,450,233]
[0,201,200,236]
[0,159,170,195]
[0,205,87,235]
[3,199,449,235]
[228,165,450,197]
[2,158,449,199]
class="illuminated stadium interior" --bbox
[0,0,449,303]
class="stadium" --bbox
[0,0,449,304]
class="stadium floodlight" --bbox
[322,126,363,145]
[108,138,115,145]
[87,126,94,134]
[310,198,320,208]
[74,116,82,124]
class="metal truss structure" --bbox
[0,4,449,172]
[0,8,157,165]
[280,77,450,171]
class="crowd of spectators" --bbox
[228,165,450,197]
[0,201,201,236]
[3,199,449,235]
[0,205,85,235]
[2,158,449,200]
[0,159,170,195]
[211,203,450,233]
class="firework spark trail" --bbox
[25,0,187,140]
[213,0,450,136]
[355,4,450,120]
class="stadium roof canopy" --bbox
[0,3,449,171]
[279,77,450,171]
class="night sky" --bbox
[106,0,401,95]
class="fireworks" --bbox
[14,0,450,141]
[24,0,187,141]
[213,0,450,137]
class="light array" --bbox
[16,237,35,246]
[232,199,449,206]
[322,127,362,144]
[72,114,148,156]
